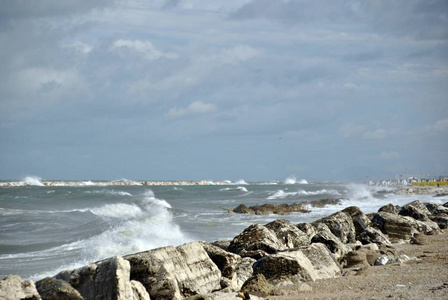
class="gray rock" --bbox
[342,243,380,268]
[312,211,356,244]
[0,275,41,300]
[299,243,341,279]
[341,206,371,238]
[310,224,351,261]
[125,242,221,300]
[265,219,309,248]
[371,212,420,242]
[35,277,83,300]
[228,224,284,258]
[252,250,316,283]
[55,256,149,300]
[429,214,448,229]
[358,227,392,246]
[296,223,317,242]
[399,200,431,221]
[378,204,400,214]
[240,273,272,298]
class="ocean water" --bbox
[0,178,446,281]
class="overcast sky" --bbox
[1,0,447,182]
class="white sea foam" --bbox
[220,186,249,192]
[234,179,248,185]
[90,203,144,219]
[81,181,95,186]
[21,176,44,186]
[267,190,298,199]
[284,176,308,184]
[267,188,340,200]
[85,189,132,197]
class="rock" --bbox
[211,241,231,251]
[341,206,371,238]
[271,282,313,296]
[228,224,284,258]
[252,250,316,283]
[342,244,380,268]
[358,227,392,246]
[378,244,399,263]
[374,256,389,266]
[307,198,341,208]
[240,274,273,297]
[265,219,309,248]
[296,223,317,242]
[231,203,310,215]
[233,204,254,214]
[201,242,254,291]
[429,214,448,229]
[35,277,83,300]
[399,201,431,221]
[0,275,41,300]
[310,224,351,261]
[300,243,341,279]
[378,204,400,214]
[371,212,420,242]
[55,256,149,300]
[312,211,356,244]
[125,242,221,300]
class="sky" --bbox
[0,0,447,182]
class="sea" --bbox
[1,176,447,281]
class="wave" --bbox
[21,176,44,186]
[233,179,248,185]
[89,203,144,219]
[220,186,249,193]
[284,176,308,184]
[85,189,132,197]
[267,189,340,200]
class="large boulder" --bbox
[55,256,149,300]
[371,212,420,242]
[341,206,371,238]
[35,277,83,300]
[265,219,309,248]
[296,223,317,242]
[252,250,316,283]
[228,224,284,259]
[200,242,254,292]
[378,204,400,214]
[0,275,41,300]
[299,243,341,279]
[310,224,351,261]
[312,211,356,244]
[125,242,221,300]
[399,201,431,221]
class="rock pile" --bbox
[1,200,447,300]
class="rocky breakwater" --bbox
[2,200,447,300]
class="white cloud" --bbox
[62,41,93,54]
[363,129,387,140]
[167,101,217,117]
[111,39,178,61]
[379,151,399,160]
[426,118,448,132]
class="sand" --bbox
[267,230,448,300]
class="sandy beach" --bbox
[268,230,448,300]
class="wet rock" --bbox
[55,256,149,300]
[233,204,254,214]
[0,275,41,300]
[228,224,284,258]
[125,242,221,300]
[35,277,83,300]
[308,198,341,208]
[230,203,310,215]
[265,219,309,248]
[312,211,356,244]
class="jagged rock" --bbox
[312,211,356,244]
[55,256,149,300]
[399,201,431,221]
[35,277,83,300]
[299,243,341,279]
[252,250,316,283]
[0,275,41,300]
[358,227,392,246]
[308,198,341,208]
[310,224,351,261]
[371,212,425,242]
[265,219,309,248]
[211,241,231,251]
[341,206,371,238]
[296,223,317,242]
[228,224,284,258]
[231,203,310,215]
[429,214,448,229]
[240,274,273,298]
[125,242,221,300]
[378,204,400,214]
[201,242,254,291]
[233,204,254,214]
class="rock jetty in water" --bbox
[1,200,447,299]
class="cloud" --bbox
[426,118,448,132]
[167,101,217,118]
[62,41,93,55]
[379,151,400,160]
[340,123,366,138]
[363,129,387,140]
[111,39,178,61]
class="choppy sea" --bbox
[1,177,446,281]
